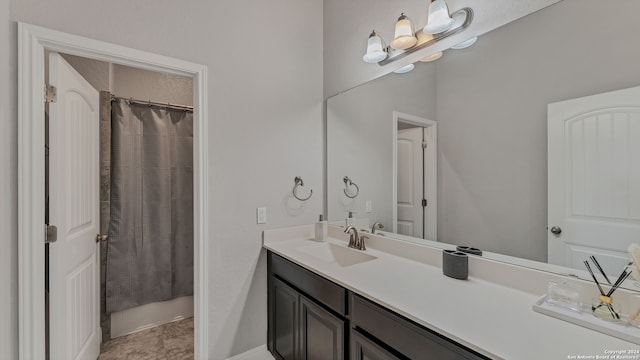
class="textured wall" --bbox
[5,0,323,359]
[327,63,437,229]
[111,64,193,106]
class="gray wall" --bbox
[436,0,640,261]
[327,63,437,228]
[4,1,323,359]
[111,64,193,106]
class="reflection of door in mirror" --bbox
[393,112,437,240]
[548,85,640,276]
[397,127,425,238]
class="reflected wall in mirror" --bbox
[327,0,640,282]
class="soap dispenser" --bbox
[315,214,328,242]
[345,211,356,227]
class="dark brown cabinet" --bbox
[351,330,401,360]
[271,277,299,360]
[268,253,346,360]
[351,294,487,360]
[267,251,489,360]
[299,296,345,360]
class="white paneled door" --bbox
[548,86,640,276]
[48,52,101,360]
[397,127,425,239]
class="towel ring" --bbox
[293,176,313,201]
[343,176,359,199]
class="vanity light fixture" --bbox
[390,13,418,50]
[361,5,473,67]
[423,0,455,34]
[448,10,478,49]
[363,30,388,63]
[393,63,415,74]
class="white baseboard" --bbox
[226,345,275,360]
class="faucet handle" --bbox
[358,236,368,251]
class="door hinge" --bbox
[422,141,427,150]
[422,199,427,207]
[45,84,57,103]
[45,224,57,243]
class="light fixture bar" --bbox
[377,7,473,66]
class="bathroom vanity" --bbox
[264,225,638,360]
[268,252,486,360]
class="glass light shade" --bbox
[393,63,414,74]
[449,9,467,30]
[419,51,443,62]
[390,14,417,50]
[423,0,454,34]
[451,37,478,49]
[362,31,388,63]
[416,31,435,46]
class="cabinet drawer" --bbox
[351,294,488,360]
[351,329,402,360]
[269,252,348,316]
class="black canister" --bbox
[442,250,468,280]
[456,245,482,256]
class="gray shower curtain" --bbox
[106,99,193,313]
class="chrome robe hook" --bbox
[293,176,312,201]
[343,176,359,199]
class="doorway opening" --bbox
[45,52,196,359]
[392,111,437,241]
[19,23,210,360]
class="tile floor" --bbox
[98,317,193,360]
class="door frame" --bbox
[392,111,437,240]
[18,23,210,359]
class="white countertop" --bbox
[263,225,639,359]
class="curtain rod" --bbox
[110,95,193,111]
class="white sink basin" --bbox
[296,242,377,267]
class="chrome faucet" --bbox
[371,222,384,234]
[344,226,367,250]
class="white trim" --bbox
[391,111,437,240]
[18,22,210,360]
[226,345,275,360]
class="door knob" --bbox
[550,226,562,235]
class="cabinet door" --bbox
[272,277,299,360]
[299,296,345,360]
[351,330,401,360]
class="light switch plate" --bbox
[365,200,372,213]
[257,207,267,224]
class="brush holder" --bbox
[456,245,482,256]
[591,296,622,322]
[442,250,468,280]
